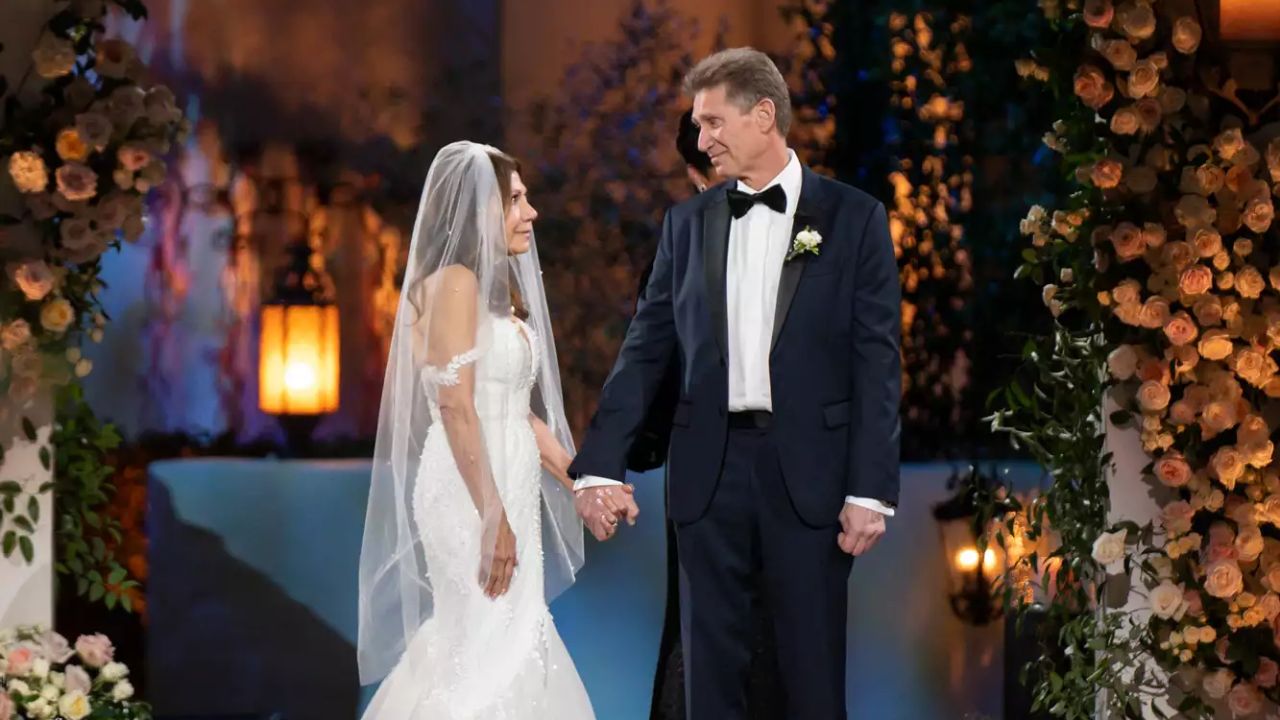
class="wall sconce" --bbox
[932,466,1004,626]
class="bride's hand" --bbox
[483,510,518,598]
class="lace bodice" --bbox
[421,316,539,421]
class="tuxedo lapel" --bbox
[770,167,828,352]
[702,190,731,360]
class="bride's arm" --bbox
[528,414,573,492]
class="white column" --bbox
[0,392,55,629]
[1100,389,1175,718]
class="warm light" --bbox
[1220,0,1280,42]
[954,546,999,574]
[259,303,340,415]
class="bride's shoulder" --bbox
[425,264,479,293]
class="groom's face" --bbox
[692,84,771,180]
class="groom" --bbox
[569,47,901,719]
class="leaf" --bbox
[108,566,125,585]
[27,496,38,524]
[88,582,104,602]
[0,481,19,495]
[13,515,33,533]
[121,593,133,613]
[105,592,117,610]
[22,417,36,441]
[19,536,32,563]
[39,446,50,470]
[2,531,14,557]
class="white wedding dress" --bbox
[361,317,596,720]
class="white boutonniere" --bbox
[786,225,822,262]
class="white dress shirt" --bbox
[576,150,893,517]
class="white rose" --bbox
[111,679,134,701]
[1150,580,1187,619]
[100,661,128,682]
[40,683,59,701]
[1107,345,1139,380]
[1204,668,1234,699]
[58,690,92,720]
[31,657,50,679]
[27,698,51,719]
[1092,529,1127,570]
[7,679,30,695]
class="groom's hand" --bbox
[837,503,886,556]
[574,485,639,541]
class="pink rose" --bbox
[74,632,114,668]
[64,663,91,694]
[1169,399,1198,425]
[1138,296,1171,329]
[1111,222,1145,261]
[1163,500,1195,536]
[6,644,34,676]
[1110,106,1141,135]
[1228,681,1263,717]
[1155,452,1192,487]
[56,162,98,202]
[1256,657,1279,689]
[1184,588,1204,616]
[1137,380,1171,412]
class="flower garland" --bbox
[0,0,185,610]
[0,625,148,719]
[990,0,1280,716]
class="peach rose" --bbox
[1075,65,1115,110]
[55,128,90,163]
[1155,452,1193,487]
[1084,0,1114,28]
[1235,238,1255,258]
[1238,526,1266,563]
[1204,668,1235,699]
[1205,558,1245,598]
[1138,357,1170,384]
[1199,332,1236,365]
[1110,106,1141,135]
[1091,158,1125,188]
[1113,278,1142,306]
[1237,266,1267,299]
[40,297,74,334]
[1,320,31,352]
[1176,195,1217,227]
[1245,198,1275,234]
[1194,296,1223,327]
[11,260,56,301]
[1202,400,1240,435]
[1240,414,1270,445]
[1216,127,1247,161]
[1211,446,1246,487]
[1101,40,1138,72]
[1194,164,1225,195]
[1137,380,1171,411]
[1162,241,1196,271]
[1173,16,1203,55]
[1135,98,1162,132]
[1163,311,1199,346]
[1118,1,1157,39]
[1141,222,1166,248]
[1180,264,1214,296]
[1111,222,1145,261]
[1235,346,1272,386]
[1139,296,1171,329]
[1193,227,1223,258]
[56,162,98,202]
[1163,501,1196,535]
[1127,58,1162,98]
[1169,399,1198,425]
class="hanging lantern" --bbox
[258,229,340,451]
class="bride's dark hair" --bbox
[486,147,529,321]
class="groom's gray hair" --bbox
[683,47,792,136]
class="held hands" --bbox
[574,485,639,541]
[837,503,886,556]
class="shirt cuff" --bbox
[845,496,895,517]
[573,475,623,492]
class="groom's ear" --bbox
[753,98,777,134]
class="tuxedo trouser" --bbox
[675,424,853,720]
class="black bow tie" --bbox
[726,184,787,219]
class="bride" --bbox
[357,141,612,718]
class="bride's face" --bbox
[505,171,537,256]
